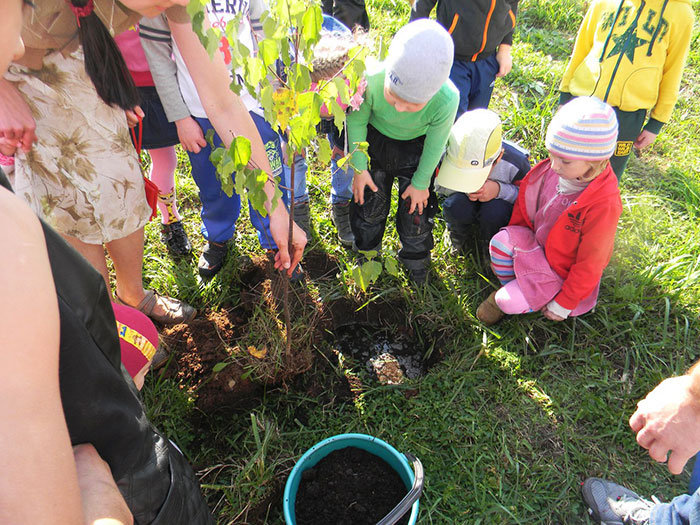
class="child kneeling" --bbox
[347,19,459,283]
[477,97,622,325]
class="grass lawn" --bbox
[138,0,700,522]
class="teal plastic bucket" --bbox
[283,433,423,525]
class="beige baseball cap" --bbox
[436,109,503,193]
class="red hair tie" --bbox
[66,0,94,27]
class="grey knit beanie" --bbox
[384,19,454,104]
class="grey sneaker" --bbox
[292,200,311,238]
[582,478,658,524]
[331,201,355,248]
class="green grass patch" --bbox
[135,1,700,522]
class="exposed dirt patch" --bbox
[161,309,260,413]
[158,248,446,412]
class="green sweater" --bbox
[346,63,459,190]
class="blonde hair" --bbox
[310,29,368,83]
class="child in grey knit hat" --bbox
[346,19,459,284]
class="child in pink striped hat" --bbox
[476,96,622,325]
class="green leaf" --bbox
[219,159,235,197]
[294,64,312,93]
[297,90,321,126]
[190,10,205,42]
[351,259,382,291]
[330,98,346,131]
[333,76,350,105]
[212,361,229,373]
[186,0,206,20]
[244,56,266,88]
[270,183,282,214]
[353,54,367,79]
[205,128,217,148]
[262,12,277,38]
[316,136,332,165]
[233,166,246,196]
[384,256,400,277]
[362,260,383,282]
[301,5,323,46]
[280,37,291,68]
[205,28,220,58]
[259,38,280,69]
[351,265,366,291]
[259,84,275,126]
[247,168,271,216]
[230,136,252,169]
[336,154,348,169]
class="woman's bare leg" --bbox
[106,228,147,306]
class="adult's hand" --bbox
[269,208,307,277]
[0,77,36,152]
[352,169,378,205]
[629,374,700,475]
[175,117,207,153]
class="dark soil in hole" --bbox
[330,322,444,384]
[294,447,410,525]
[335,324,426,382]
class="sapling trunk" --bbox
[284,156,296,357]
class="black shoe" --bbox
[400,256,430,285]
[161,221,192,258]
[331,201,355,248]
[198,241,228,279]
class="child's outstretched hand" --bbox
[353,169,378,205]
[401,184,430,215]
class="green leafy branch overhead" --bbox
[187,0,369,213]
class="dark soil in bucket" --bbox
[295,446,411,525]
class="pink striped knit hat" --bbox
[545,97,618,161]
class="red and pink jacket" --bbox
[509,159,622,310]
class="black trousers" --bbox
[350,125,436,262]
[610,107,646,181]
[321,0,370,30]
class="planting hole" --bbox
[332,323,427,384]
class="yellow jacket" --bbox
[560,0,693,128]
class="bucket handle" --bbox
[376,453,424,525]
